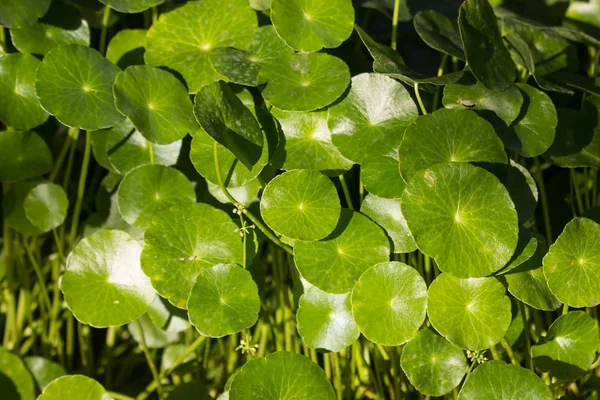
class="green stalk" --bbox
[107,392,136,400]
[414,83,428,115]
[213,141,292,254]
[432,54,448,111]
[519,302,532,370]
[570,169,585,215]
[339,174,354,210]
[500,339,518,365]
[99,5,111,55]
[137,335,206,400]
[24,240,53,314]
[68,131,92,247]
[533,158,552,245]
[49,131,74,182]
[135,319,164,400]
[391,0,401,50]
[148,141,155,165]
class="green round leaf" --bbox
[91,119,182,175]
[128,314,179,349]
[399,109,507,182]
[61,229,156,327]
[504,236,562,311]
[261,52,350,112]
[500,83,557,157]
[297,284,360,352]
[117,165,196,228]
[0,0,51,28]
[270,0,354,52]
[543,217,600,308]
[458,361,551,400]
[106,29,146,69]
[99,0,165,13]
[531,311,599,379]
[10,1,90,55]
[0,347,35,400]
[38,375,108,400]
[295,210,390,294]
[428,273,512,350]
[190,129,267,188]
[0,54,49,130]
[400,328,467,397]
[328,73,418,164]
[147,296,190,333]
[360,193,416,253]
[145,0,257,93]
[193,82,263,169]
[3,180,43,235]
[114,65,195,145]
[360,139,405,198]
[443,74,524,127]
[458,0,516,91]
[351,262,427,346]
[210,26,294,87]
[229,352,335,400]
[36,44,124,130]
[188,263,260,337]
[141,203,242,308]
[0,131,52,182]
[271,108,353,173]
[414,10,464,60]
[23,182,68,232]
[23,357,66,392]
[401,163,519,278]
[260,170,340,241]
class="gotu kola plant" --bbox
[0,0,600,398]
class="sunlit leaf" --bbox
[260,169,340,241]
[351,262,427,346]
[328,73,418,165]
[401,163,519,278]
[36,44,124,130]
[297,284,360,352]
[270,0,354,52]
[0,347,35,400]
[141,203,242,308]
[458,361,551,400]
[294,210,390,294]
[531,311,599,379]
[144,0,257,92]
[428,273,512,350]
[0,0,51,28]
[260,52,351,112]
[0,54,49,130]
[114,65,196,145]
[61,229,156,327]
[229,352,335,400]
[401,328,467,397]
[38,375,109,400]
[543,217,600,308]
[188,263,260,337]
[106,29,146,69]
[23,182,69,232]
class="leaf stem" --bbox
[136,335,206,400]
[68,131,92,247]
[519,302,533,370]
[570,169,585,215]
[135,319,164,400]
[533,158,552,245]
[148,141,155,165]
[391,0,401,50]
[99,5,111,55]
[49,130,74,182]
[107,392,136,400]
[213,141,292,255]
[414,83,428,115]
[339,174,354,210]
[500,338,518,365]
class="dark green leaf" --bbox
[0,0,51,28]
[414,10,464,60]
[458,0,516,90]
[193,81,263,169]
[0,131,52,182]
